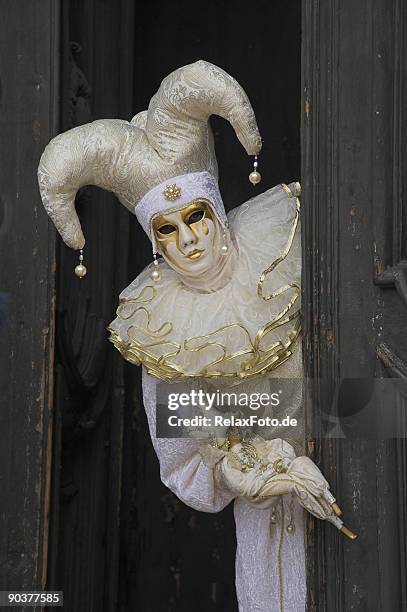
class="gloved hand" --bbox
[215,436,357,539]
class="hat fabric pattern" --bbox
[38,60,261,250]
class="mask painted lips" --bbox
[186,248,204,260]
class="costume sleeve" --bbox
[141,368,235,513]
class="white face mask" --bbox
[152,200,222,272]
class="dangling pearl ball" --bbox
[270,514,277,525]
[286,524,295,534]
[221,244,228,254]
[249,170,262,185]
[75,264,87,278]
[151,269,160,282]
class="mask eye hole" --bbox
[186,209,204,225]
[158,224,176,235]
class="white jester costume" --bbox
[38,60,354,612]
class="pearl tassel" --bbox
[286,493,296,534]
[151,253,160,281]
[249,155,261,185]
[75,249,87,278]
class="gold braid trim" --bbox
[258,191,300,301]
[107,320,301,382]
[278,497,285,612]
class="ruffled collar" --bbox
[108,182,301,382]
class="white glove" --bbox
[215,437,357,539]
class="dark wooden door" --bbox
[0,0,59,600]
[302,1,407,610]
[45,1,134,611]
[7,2,406,612]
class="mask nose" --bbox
[178,223,197,250]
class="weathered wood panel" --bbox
[302,0,407,609]
[0,0,60,597]
[46,1,134,611]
